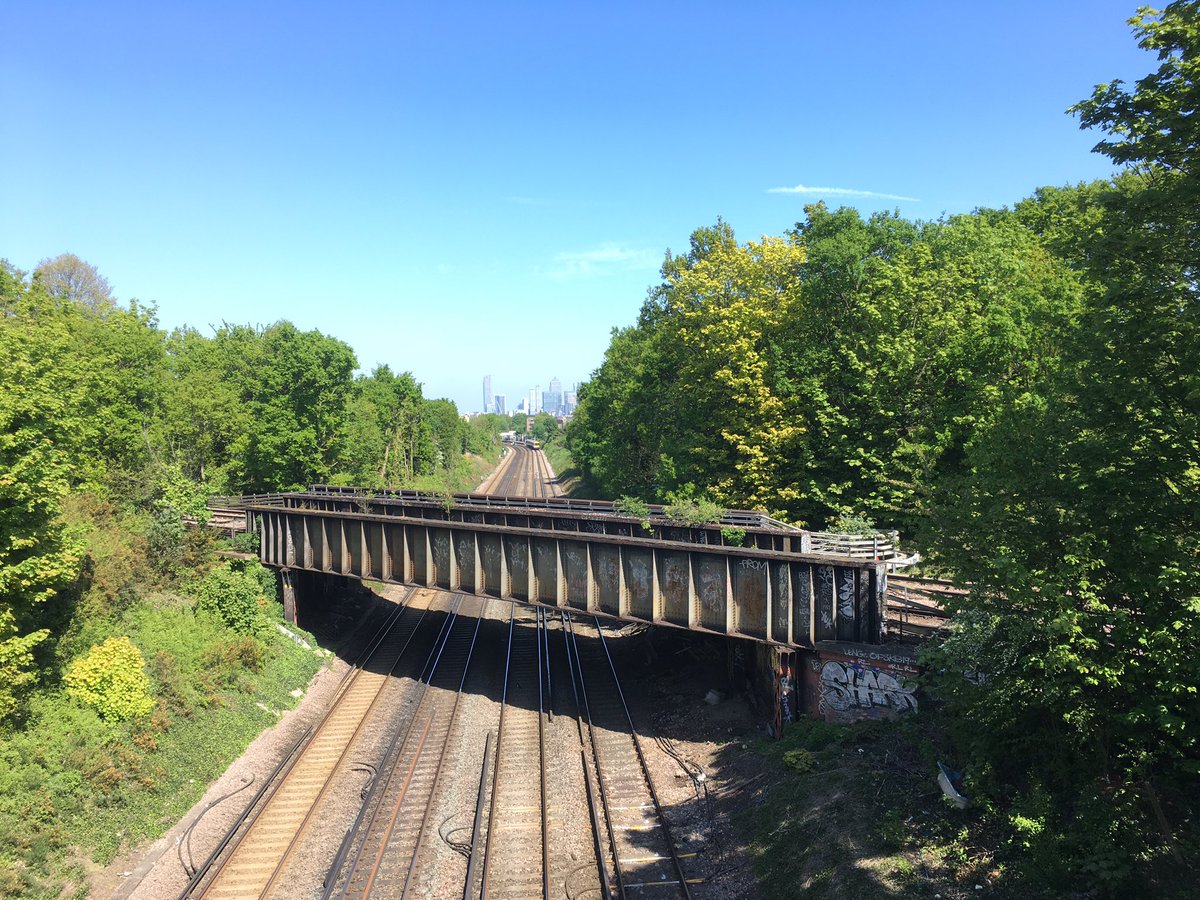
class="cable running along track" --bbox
[187,587,440,899]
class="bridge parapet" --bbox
[246,492,890,649]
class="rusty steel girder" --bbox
[248,502,887,648]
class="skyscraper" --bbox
[547,376,562,415]
[482,375,493,414]
[494,394,506,415]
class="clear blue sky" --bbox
[1,1,1152,412]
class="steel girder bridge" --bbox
[242,486,892,650]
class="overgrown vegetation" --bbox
[0,252,501,896]
[611,496,653,533]
[570,5,1200,893]
[662,487,725,526]
[540,434,603,499]
[740,714,1087,900]
[0,596,322,898]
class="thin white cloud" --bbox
[547,244,659,279]
[768,183,920,202]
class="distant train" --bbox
[501,432,541,450]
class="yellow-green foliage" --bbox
[0,610,48,722]
[65,636,154,722]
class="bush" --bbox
[613,496,651,519]
[663,487,725,526]
[613,496,655,532]
[783,747,815,773]
[64,636,154,723]
[0,611,48,724]
[721,526,747,546]
[229,530,260,553]
[146,507,187,578]
[192,561,275,633]
[830,512,877,535]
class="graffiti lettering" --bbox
[819,661,917,715]
[837,571,855,619]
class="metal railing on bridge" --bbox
[209,486,913,565]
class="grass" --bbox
[732,714,1029,900]
[0,592,326,899]
[540,438,604,498]
[406,451,498,494]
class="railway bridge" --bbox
[241,484,899,652]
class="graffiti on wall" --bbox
[818,659,917,721]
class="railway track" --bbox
[325,593,487,899]
[182,538,697,899]
[885,575,956,643]
[565,615,696,899]
[478,604,550,899]
[478,443,561,499]
[185,587,445,899]
[182,598,700,898]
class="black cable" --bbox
[438,811,473,858]
[349,762,377,799]
[564,861,607,900]
[177,774,256,876]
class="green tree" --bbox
[72,300,170,491]
[338,366,428,486]
[162,327,246,487]
[215,322,357,490]
[193,561,276,633]
[529,412,560,443]
[0,264,85,720]
[570,211,1079,531]
[647,223,806,512]
[567,324,664,499]
[928,4,1200,889]
[422,398,465,471]
[33,252,115,314]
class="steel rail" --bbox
[328,594,483,899]
[479,603,550,898]
[176,723,311,900]
[493,443,524,498]
[322,595,466,899]
[594,620,694,899]
[559,612,613,900]
[564,614,628,898]
[487,443,524,497]
[568,614,694,899]
[479,605,516,897]
[184,587,419,898]
[462,731,493,900]
[538,607,550,898]
[396,605,486,899]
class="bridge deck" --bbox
[248,490,889,649]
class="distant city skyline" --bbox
[482,374,579,416]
